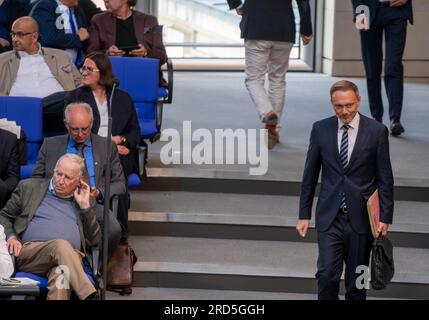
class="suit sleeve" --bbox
[299,123,322,220]
[376,126,394,224]
[122,94,141,149]
[31,139,48,178]
[145,16,167,65]
[227,0,243,10]
[297,0,313,36]
[70,61,83,87]
[105,144,126,197]
[30,3,83,50]
[0,181,23,237]
[79,199,100,247]
[3,136,19,192]
[87,15,102,53]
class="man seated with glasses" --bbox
[0,153,100,300]
[32,102,125,261]
[0,16,82,132]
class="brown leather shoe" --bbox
[263,112,278,126]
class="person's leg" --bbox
[42,91,68,133]
[16,240,96,300]
[316,214,347,300]
[244,40,274,122]
[343,221,373,300]
[360,25,384,120]
[384,18,407,124]
[0,181,10,209]
[267,41,294,122]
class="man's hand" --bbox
[0,38,10,48]
[78,28,90,41]
[90,187,100,200]
[112,135,122,145]
[355,13,369,31]
[117,145,130,156]
[107,45,125,56]
[377,222,389,237]
[390,0,408,7]
[235,4,244,16]
[74,180,91,210]
[301,34,313,46]
[129,44,148,57]
[296,219,310,238]
[7,236,22,257]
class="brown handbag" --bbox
[107,244,138,295]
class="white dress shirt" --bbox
[0,225,14,278]
[9,46,65,98]
[93,91,109,137]
[337,113,360,163]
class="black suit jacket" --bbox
[352,0,413,25]
[299,114,394,234]
[30,0,88,50]
[227,0,312,42]
[0,128,19,193]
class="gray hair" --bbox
[54,153,85,177]
[64,102,94,123]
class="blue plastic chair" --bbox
[0,97,43,179]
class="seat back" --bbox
[109,57,160,139]
[0,97,43,179]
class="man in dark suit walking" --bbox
[0,128,19,209]
[227,0,313,149]
[352,0,413,135]
[296,80,394,300]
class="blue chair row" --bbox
[0,96,43,180]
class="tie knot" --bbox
[342,124,351,131]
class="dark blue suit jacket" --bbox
[30,0,87,50]
[299,114,394,234]
[352,0,413,25]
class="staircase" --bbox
[114,167,429,300]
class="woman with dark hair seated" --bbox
[87,0,167,85]
[65,51,141,243]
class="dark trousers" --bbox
[359,7,408,121]
[42,91,68,134]
[0,180,11,209]
[316,212,373,300]
[96,204,122,260]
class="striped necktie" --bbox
[339,124,351,211]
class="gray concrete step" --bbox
[129,191,429,248]
[129,236,429,299]
[106,287,406,300]
[134,169,429,202]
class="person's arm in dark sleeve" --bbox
[31,138,48,178]
[376,126,394,224]
[227,0,242,10]
[297,0,313,37]
[87,15,101,53]
[121,94,141,150]
[0,181,23,237]
[30,2,82,50]
[299,123,322,220]
[146,16,167,65]
[3,136,19,192]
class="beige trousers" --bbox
[244,40,294,123]
[16,239,96,300]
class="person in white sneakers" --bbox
[0,224,14,278]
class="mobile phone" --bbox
[118,45,140,53]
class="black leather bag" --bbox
[370,236,394,290]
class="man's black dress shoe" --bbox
[390,119,405,135]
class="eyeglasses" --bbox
[80,66,100,73]
[68,126,90,134]
[10,31,35,39]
